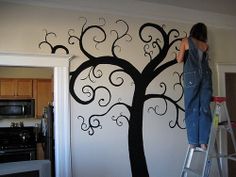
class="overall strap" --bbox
[188,37,195,50]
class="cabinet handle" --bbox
[22,106,25,114]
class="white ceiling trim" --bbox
[1,0,236,29]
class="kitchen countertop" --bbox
[0,160,51,177]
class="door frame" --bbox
[217,63,236,177]
[217,63,236,97]
[0,52,72,177]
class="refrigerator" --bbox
[41,104,55,177]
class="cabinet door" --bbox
[0,79,16,97]
[16,79,33,97]
[0,79,33,98]
[35,79,52,118]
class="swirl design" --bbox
[39,29,69,54]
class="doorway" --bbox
[225,73,236,177]
[0,66,54,170]
[0,53,72,177]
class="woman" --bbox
[177,23,213,150]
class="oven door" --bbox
[0,149,36,163]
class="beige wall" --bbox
[0,67,53,78]
[0,2,235,94]
[209,28,236,63]
[206,27,236,95]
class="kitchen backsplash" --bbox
[0,117,41,127]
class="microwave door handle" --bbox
[22,106,25,114]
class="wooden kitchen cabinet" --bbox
[33,79,53,118]
[0,78,33,98]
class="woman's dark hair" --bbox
[189,23,207,42]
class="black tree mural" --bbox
[39,18,185,177]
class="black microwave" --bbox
[0,99,35,118]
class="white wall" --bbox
[0,1,236,177]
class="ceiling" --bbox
[139,0,236,16]
[1,0,236,17]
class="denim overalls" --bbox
[183,37,213,146]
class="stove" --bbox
[0,127,36,163]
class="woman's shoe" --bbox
[200,144,207,150]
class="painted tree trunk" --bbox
[128,86,149,177]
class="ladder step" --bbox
[228,153,236,161]
[219,120,236,127]
[183,167,201,177]
[194,147,207,153]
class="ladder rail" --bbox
[181,146,195,177]
[222,103,236,153]
[202,102,224,177]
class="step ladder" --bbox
[180,96,236,177]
